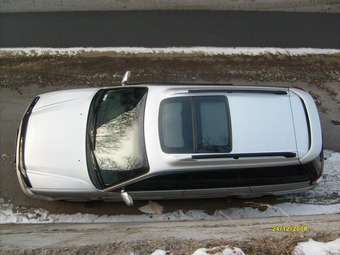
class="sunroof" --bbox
[159,95,232,154]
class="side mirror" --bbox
[121,71,131,86]
[121,189,134,206]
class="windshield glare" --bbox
[87,87,148,188]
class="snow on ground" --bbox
[151,239,340,255]
[150,246,245,255]
[192,246,245,255]
[150,249,168,255]
[0,151,339,224]
[150,239,340,255]
[292,238,340,255]
[0,47,340,57]
[285,150,340,204]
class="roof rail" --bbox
[120,71,234,86]
[187,89,287,95]
[126,81,234,86]
[120,72,288,96]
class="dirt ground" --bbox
[1,52,340,214]
[1,53,340,89]
[1,52,340,255]
[1,214,340,255]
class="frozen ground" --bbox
[182,245,245,255]
[1,215,340,254]
[285,150,340,204]
[150,246,245,255]
[1,47,340,57]
[1,51,340,219]
[1,151,339,224]
[150,238,340,255]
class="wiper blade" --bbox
[87,132,97,164]
[90,150,99,171]
[90,93,104,150]
[88,135,105,186]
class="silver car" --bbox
[16,81,324,205]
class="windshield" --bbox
[86,87,149,189]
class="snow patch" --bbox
[148,239,340,255]
[218,202,340,219]
[292,238,340,255]
[2,202,340,224]
[0,47,340,57]
[287,150,340,204]
[192,246,245,255]
[150,246,245,255]
[0,202,216,224]
[150,249,168,255]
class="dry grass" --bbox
[240,232,339,255]
[1,232,338,255]
[243,234,305,255]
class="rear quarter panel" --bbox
[289,88,323,164]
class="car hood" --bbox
[24,89,99,190]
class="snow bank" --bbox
[0,47,340,57]
[1,151,340,224]
[292,238,340,255]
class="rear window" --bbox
[159,96,231,153]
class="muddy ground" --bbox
[1,53,340,88]
[0,53,340,215]
[1,214,340,255]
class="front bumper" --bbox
[16,97,39,198]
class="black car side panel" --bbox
[126,160,321,192]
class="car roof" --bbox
[121,83,289,94]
